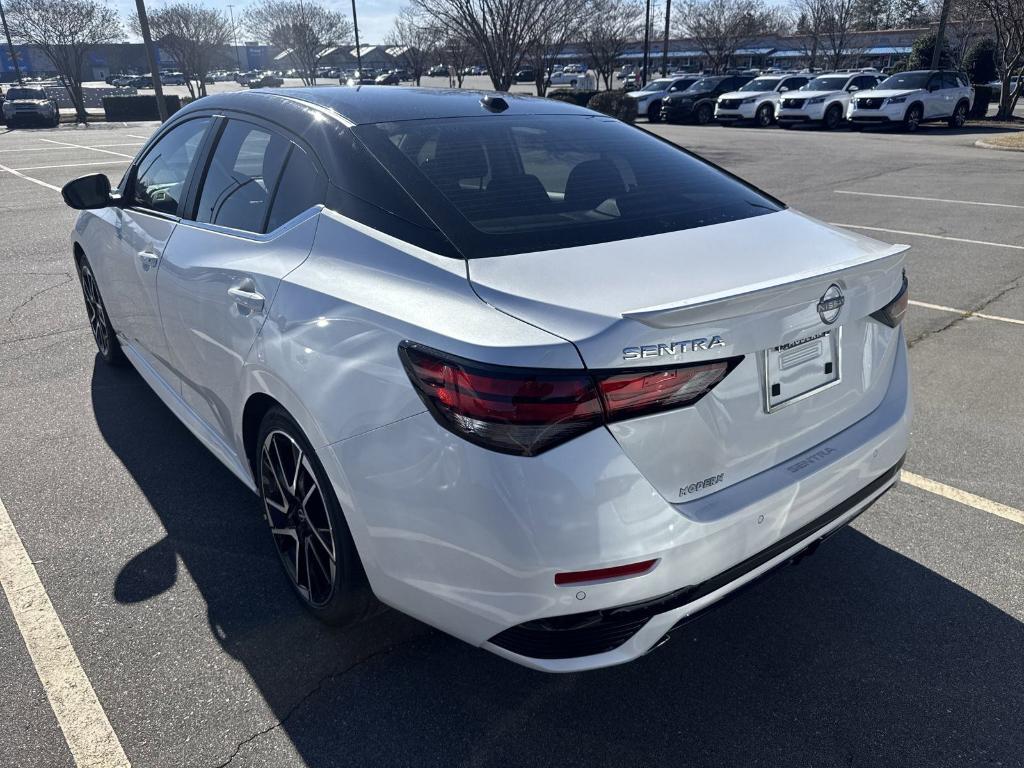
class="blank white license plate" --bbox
[764,329,840,412]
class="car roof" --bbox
[187,86,593,125]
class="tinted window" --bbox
[879,71,932,90]
[784,77,808,90]
[686,78,722,91]
[133,118,210,215]
[265,147,322,231]
[356,114,781,259]
[195,120,289,233]
[941,72,960,89]
[803,76,849,91]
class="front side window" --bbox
[357,114,781,258]
[194,120,289,233]
[133,117,210,215]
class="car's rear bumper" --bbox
[323,331,910,671]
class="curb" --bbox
[975,138,1024,152]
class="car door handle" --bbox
[228,285,265,313]
[138,250,160,270]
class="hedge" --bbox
[586,90,637,123]
[102,94,182,121]
[546,89,598,107]
[970,85,993,119]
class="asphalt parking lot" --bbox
[1,116,1023,768]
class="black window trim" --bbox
[178,111,328,239]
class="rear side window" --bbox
[133,118,210,215]
[265,146,322,231]
[942,72,960,89]
[195,120,289,233]
[356,114,781,258]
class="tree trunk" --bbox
[71,82,87,123]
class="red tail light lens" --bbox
[871,274,909,328]
[400,342,740,456]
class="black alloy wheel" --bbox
[77,258,124,365]
[257,408,375,625]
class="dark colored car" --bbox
[344,70,378,86]
[248,74,284,88]
[375,72,401,85]
[514,69,536,83]
[661,75,755,124]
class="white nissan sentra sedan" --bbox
[61,87,911,672]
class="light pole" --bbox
[661,0,671,77]
[134,0,168,122]
[0,0,23,85]
[227,4,243,72]
[351,0,362,74]
[931,0,952,70]
[641,0,651,87]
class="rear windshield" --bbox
[878,72,932,89]
[6,88,47,100]
[355,115,781,258]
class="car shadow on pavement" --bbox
[93,359,1024,768]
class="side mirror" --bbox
[848,85,859,92]
[61,173,113,210]
[779,86,789,92]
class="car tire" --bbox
[257,407,377,627]
[947,100,968,128]
[780,122,794,129]
[696,103,714,125]
[50,111,60,127]
[903,104,922,132]
[648,101,662,122]
[755,103,773,127]
[823,104,842,130]
[76,256,126,366]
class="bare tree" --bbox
[387,7,440,85]
[675,0,781,74]
[409,0,561,91]
[978,0,1024,118]
[817,0,862,69]
[244,0,352,86]
[581,0,644,90]
[527,0,585,95]
[791,0,828,69]
[6,0,121,122]
[442,34,475,87]
[130,3,231,99]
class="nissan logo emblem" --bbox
[817,284,844,324]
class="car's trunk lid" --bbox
[468,210,908,502]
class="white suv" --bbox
[778,71,884,130]
[848,70,974,131]
[715,73,811,127]
[627,75,699,122]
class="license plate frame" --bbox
[763,328,841,413]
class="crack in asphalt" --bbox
[5,271,74,325]
[210,637,420,768]
[907,277,1024,348]
[0,324,88,346]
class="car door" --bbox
[104,116,211,386]
[942,72,962,115]
[924,73,945,118]
[156,116,325,445]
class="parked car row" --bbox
[632,69,976,132]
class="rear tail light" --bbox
[399,341,740,456]
[871,273,909,328]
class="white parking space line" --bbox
[0,143,143,154]
[0,162,62,192]
[0,496,131,768]
[126,134,150,140]
[910,299,1024,326]
[835,190,1024,211]
[12,159,130,172]
[830,223,1024,252]
[38,138,134,159]
[902,471,1024,528]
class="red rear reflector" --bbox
[399,342,742,456]
[555,559,658,586]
